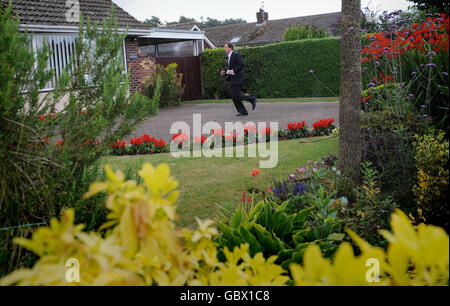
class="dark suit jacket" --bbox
[226,51,245,85]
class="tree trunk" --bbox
[339,0,362,183]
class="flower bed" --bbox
[109,135,168,156]
[108,118,337,157]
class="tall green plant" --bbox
[147,63,184,107]
[0,4,160,275]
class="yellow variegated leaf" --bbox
[120,205,138,258]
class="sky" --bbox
[112,0,414,24]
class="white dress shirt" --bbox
[227,50,233,67]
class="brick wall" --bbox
[125,37,156,93]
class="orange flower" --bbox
[251,169,260,177]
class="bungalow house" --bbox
[204,8,341,47]
[4,0,207,93]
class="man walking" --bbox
[220,43,257,116]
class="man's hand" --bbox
[220,70,225,76]
[226,69,235,75]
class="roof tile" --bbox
[4,0,149,29]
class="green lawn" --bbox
[182,97,339,104]
[100,136,338,228]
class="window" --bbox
[230,36,241,43]
[33,34,126,90]
[34,34,78,90]
[157,40,196,57]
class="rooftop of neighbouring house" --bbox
[204,9,341,47]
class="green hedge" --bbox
[201,38,342,98]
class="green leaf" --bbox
[248,200,265,221]
[238,224,263,255]
[293,207,314,228]
[250,223,284,253]
[229,209,244,229]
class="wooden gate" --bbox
[156,56,202,101]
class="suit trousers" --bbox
[231,83,255,115]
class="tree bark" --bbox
[339,0,362,183]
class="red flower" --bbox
[172,132,189,145]
[244,125,257,134]
[211,128,224,137]
[241,191,247,202]
[110,139,126,149]
[194,135,208,145]
[251,169,260,177]
[362,15,449,63]
[259,127,273,136]
[129,136,143,146]
[312,118,335,130]
[287,121,306,131]
[54,140,64,150]
[154,138,166,148]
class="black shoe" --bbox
[251,98,257,110]
[236,113,248,116]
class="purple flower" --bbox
[427,51,436,57]
[376,61,380,66]
[368,82,376,87]
[309,69,314,73]
[338,36,343,40]
[411,71,417,76]
[292,183,307,196]
[426,13,433,17]
[423,114,428,118]
[370,36,376,41]
[443,72,448,76]
[426,63,437,68]
[362,67,368,72]
[348,26,355,31]
[407,94,414,100]
[421,105,426,108]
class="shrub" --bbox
[340,162,397,248]
[360,110,429,212]
[291,209,449,285]
[1,163,447,286]
[201,38,342,98]
[147,63,184,107]
[1,163,291,286]
[214,196,344,271]
[362,14,449,132]
[283,24,328,41]
[412,129,449,229]
[360,129,417,212]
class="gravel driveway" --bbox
[130,102,339,141]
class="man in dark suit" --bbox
[220,43,257,116]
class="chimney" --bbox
[256,8,268,25]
